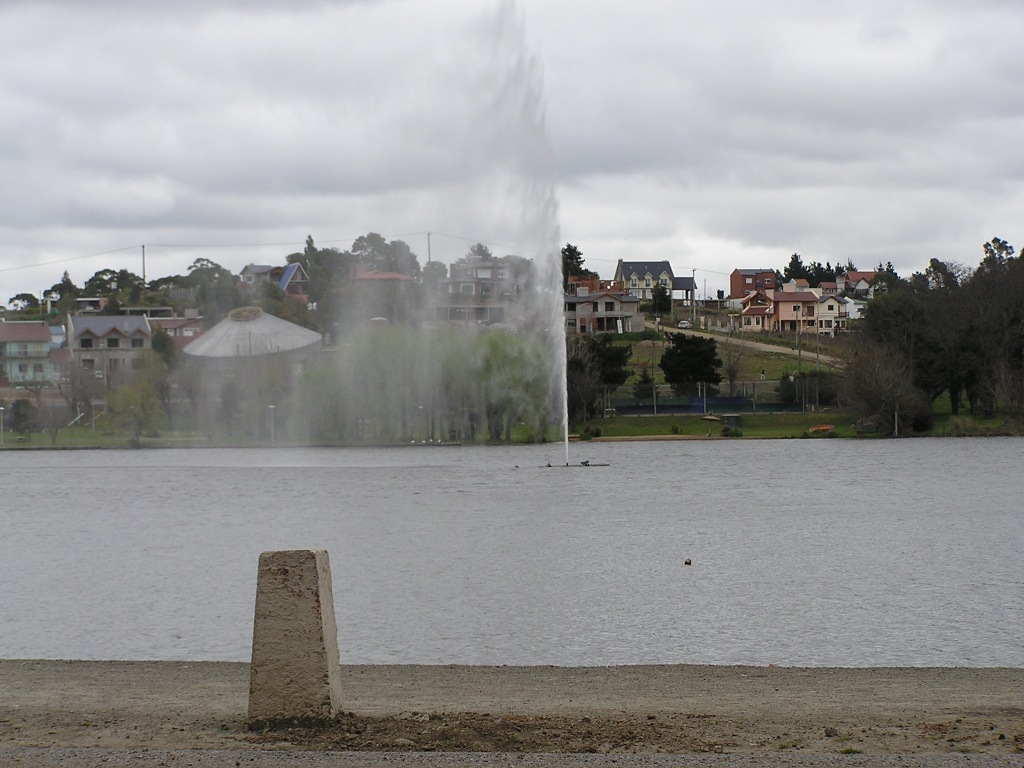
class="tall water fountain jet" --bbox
[481,0,568,461]
[259,1,569,453]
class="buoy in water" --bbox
[684,558,692,566]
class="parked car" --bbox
[677,320,693,329]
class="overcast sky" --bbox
[2,0,1022,302]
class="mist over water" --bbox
[290,1,567,450]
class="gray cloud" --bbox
[1,0,1021,299]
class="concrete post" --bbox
[248,549,342,725]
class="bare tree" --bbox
[840,337,932,435]
[719,337,746,397]
[54,361,101,426]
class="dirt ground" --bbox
[1,661,1022,756]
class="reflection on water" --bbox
[1,440,1021,666]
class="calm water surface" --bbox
[1,439,1021,666]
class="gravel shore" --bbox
[1,660,1021,767]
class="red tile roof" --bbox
[0,321,51,343]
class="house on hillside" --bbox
[843,270,878,298]
[240,262,310,301]
[564,289,641,335]
[0,320,56,386]
[769,290,819,334]
[434,254,529,326]
[729,268,776,299]
[614,260,695,305]
[66,315,152,383]
[817,295,849,336]
[738,291,772,333]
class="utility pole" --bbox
[141,244,146,285]
[691,268,697,326]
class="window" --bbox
[565,303,576,313]
[827,304,834,312]
[592,302,599,312]
[80,338,93,349]
[82,358,95,370]
[644,278,651,288]
[630,278,638,288]
[604,302,615,312]
[18,363,27,374]
[131,338,144,348]
[745,277,753,284]
[34,363,43,373]
[460,283,474,294]
[106,338,119,349]
[744,317,752,326]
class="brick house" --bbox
[729,268,776,299]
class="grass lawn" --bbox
[575,411,860,440]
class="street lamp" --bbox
[268,404,276,444]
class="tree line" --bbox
[845,237,1024,432]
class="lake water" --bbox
[1,439,1021,667]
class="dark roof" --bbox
[672,276,696,291]
[68,315,151,338]
[617,260,675,278]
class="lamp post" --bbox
[0,406,4,447]
[268,404,275,445]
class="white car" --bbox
[677,320,693,329]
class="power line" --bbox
[0,244,142,274]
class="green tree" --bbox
[651,282,671,314]
[8,292,39,311]
[467,242,493,260]
[561,242,597,291]
[660,334,722,396]
[782,253,810,283]
[349,232,421,277]
[632,369,655,402]
[151,327,176,369]
[421,261,448,291]
[8,398,37,436]
[187,258,242,323]
[48,271,80,317]
[107,376,164,447]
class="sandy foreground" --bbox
[0,660,1021,767]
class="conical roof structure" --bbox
[183,306,321,359]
